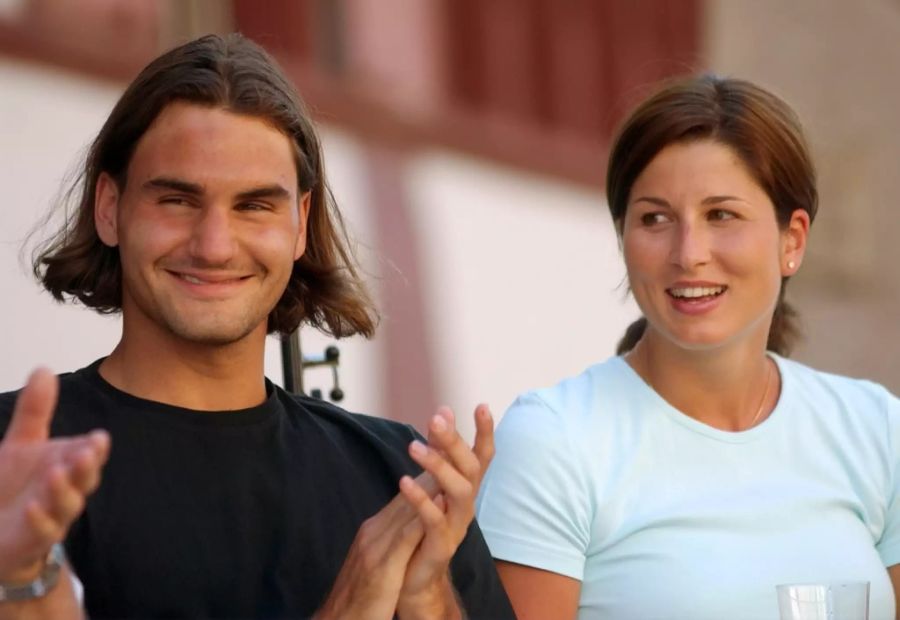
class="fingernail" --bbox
[410,440,428,457]
[431,415,447,432]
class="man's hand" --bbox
[316,405,494,620]
[396,404,495,620]
[314,474,428,620]
[0,368,110,583]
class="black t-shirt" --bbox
[0,360,514,619]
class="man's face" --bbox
[95,102,309,346]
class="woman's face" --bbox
[621,140,808,352]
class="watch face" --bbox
[0,544,64,602]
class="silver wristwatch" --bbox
[0,544,66,602]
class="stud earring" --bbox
[788,260,796,270]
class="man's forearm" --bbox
[0,564,83,620]
[396,572,464,620]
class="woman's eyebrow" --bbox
[631,196,671,207]
[702,194,747,205]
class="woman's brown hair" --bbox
[606,75,818,356]
[34,33,377,338]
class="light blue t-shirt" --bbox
[476,355,900,619]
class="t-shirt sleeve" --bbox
[449,521,516,619]
[876,387,900,566]
[0,391,18,438]
[475,392,592,581]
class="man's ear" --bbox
[781,208,810,277]
[294,191,312,261]
[95,172,120,247]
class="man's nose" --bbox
[670,221,711,270]
[189,206,236,265]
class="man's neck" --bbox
[99,324,269,412]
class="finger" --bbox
[426,407,454,448]
[399,476,446,531]
[433,493,447,513]
[44,465,86,527]
[408,441,473,525]
[376,488,425,564]
[353,486,424,559]
[397,513,425,555]
[66,445,104,495]
[25,500,64,545]
[425,409,482,483]
[472,404,495,471]
[6,368,58,443]
[63,430,111,486]
[399,478,453,570]
[414,471,440,498]
[88,429,112,466]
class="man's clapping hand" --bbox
[0,368,110,584]
[316,405,494,620]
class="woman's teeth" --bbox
[668,286,725,299]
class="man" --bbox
[0,34,513,619]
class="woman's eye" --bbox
[640,212,668,226]
[709,209,736,221]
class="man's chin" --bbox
[164,317,264,347]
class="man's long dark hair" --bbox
[34,33,377,338]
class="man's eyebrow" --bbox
[141,178,292,202]
[143,177,204,195]
[235,184,292,202]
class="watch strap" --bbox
[0,544,65,602]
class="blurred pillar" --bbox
[363,143,438,429]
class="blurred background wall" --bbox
[1,0,897,439]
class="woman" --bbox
[475,75,900,619]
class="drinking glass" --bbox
[776,582,869,620]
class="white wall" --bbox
[0,59,122,391]
[406,153,638,438]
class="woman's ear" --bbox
[781,209,810,276]
[95,173,120,247]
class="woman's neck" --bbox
[625,332,780,431]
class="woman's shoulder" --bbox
[776,354,898,421]
[778,355,896,400]
[502,356,632,430]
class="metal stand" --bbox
[280,331,343,402]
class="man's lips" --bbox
[165,270,254,296]
[167,270,252,284]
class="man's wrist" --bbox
[0,545,66,603]
[0,559,45,586]
[397,574,462,620]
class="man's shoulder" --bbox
[276,388,421,447]
[0,362,105,436]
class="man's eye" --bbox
[237,202,270,212]
[640,212,668,226]
[160,196,191,206]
